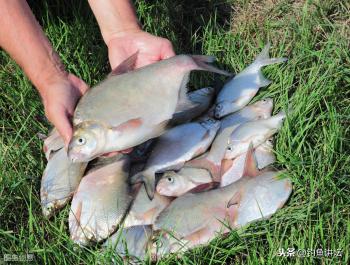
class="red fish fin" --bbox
[185,157,221,182]
[112,118,143,133]
[74,201,83,225]
[142,207,158,223]
[188,182,220,193]
[109,51,138,76]
[220,159,234,176]
[242,143,260,178]
[227,191,242,208]
[191,55,231,76]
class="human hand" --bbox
[40,73,89,146]
[41,74,132,155]
[106,29,175,70]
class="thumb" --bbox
[67,74,89,95]
[160,39,175,60]
[49,108,73,147]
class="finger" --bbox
[68,74,89,95]
[160,39,176,60]
[48,108,73,147]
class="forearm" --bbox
[0,0,66,96]
[88,0,141,44]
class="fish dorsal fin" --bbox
[190,55,231,76]
[242,143,260,178]
[109,51,139,76]
[255,43,271,61]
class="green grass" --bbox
[0,0,349,264]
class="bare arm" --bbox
[88,0,140,44]
[0,0,65,93]
[88,0,175,69]
[0,0,88,144]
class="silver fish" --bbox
[69,156,132,245]
[185,99,273,181]
[214,44,287,118]
[123,185,173,228]
[153,147,292,246]
[220,139,276,187]
[156,167,212,197]
[68,54,229,162]
[103,225,153,262]
[171,87,215,125]
[225,111,286,159]
[151,232,189,261]
[131,118,221,199]
[152,170,291,258]
[152,224,231,260]
[40,148,87,218]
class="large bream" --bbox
[68,54,229,162]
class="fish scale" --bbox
[69,156,133,245]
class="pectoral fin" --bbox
[185,156,221,182]
[242,143,260,178]
[188,182,220,193]
[112,118,143,133]
[227,191,242,208]
[220,159,233,176]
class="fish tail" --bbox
[251,43,287,87]
[190,55,231,76]
[255,43,288,68]
[130,171,155,200]
[185,157,222,182]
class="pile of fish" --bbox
[40,44,292,262]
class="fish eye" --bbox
[262,99,267,103]
[76,137,86,146]
[216,104,223,110]
[227,146,232,151]
[257,115,263,119]
[167,177,174,183]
